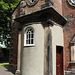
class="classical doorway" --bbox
[56,46,64,75]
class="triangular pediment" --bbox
[12,0,45,19]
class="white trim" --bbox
[24,43,35,47]
[71,0,75,4]
[71,45,75,62]
[24,27,35,46]
[67,0,75,7]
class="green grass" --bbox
[0,63,9,68]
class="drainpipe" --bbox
[47,19,53,75]
[15,31,21,75]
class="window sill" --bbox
[70,61,75,64]
[24,44,35,47]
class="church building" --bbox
[63,0,75,75]
[10,0,75,75]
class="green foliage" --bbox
[0,46,2,48]
[0,63,9,68]
[0,0,20,47]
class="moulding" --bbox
[67,0,75,7]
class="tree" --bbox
[0,0,20,47]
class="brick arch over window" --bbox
[70,34,75,44]
[70,34,75,62]
[24,27,35,46]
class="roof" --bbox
[15,6,67,26]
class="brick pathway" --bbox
[0,66,14,75]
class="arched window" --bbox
[24,27,34,46]
[70,34,75,62]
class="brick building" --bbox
[10,0,75,75]
[62,0,75,74]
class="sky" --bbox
[0,41,6,48]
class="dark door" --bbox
[56,46,64,75]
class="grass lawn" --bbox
[0,63,9,68]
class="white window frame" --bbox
[71,0,75,4]
[71,44,75,62]
[24,27,35,46]
[70,34,75,63]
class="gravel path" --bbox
[0,66,14,75]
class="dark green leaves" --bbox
[0,0,20,47]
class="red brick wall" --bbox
[62,0,75,70]
[9,21,20,73]
[13,0,63,19]
[53,0,63,15]
[9,5,20,73]
[23,0,45,15]
[62,0,75,16]
[64,16,75,70]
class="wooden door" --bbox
[56,46,64,75]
